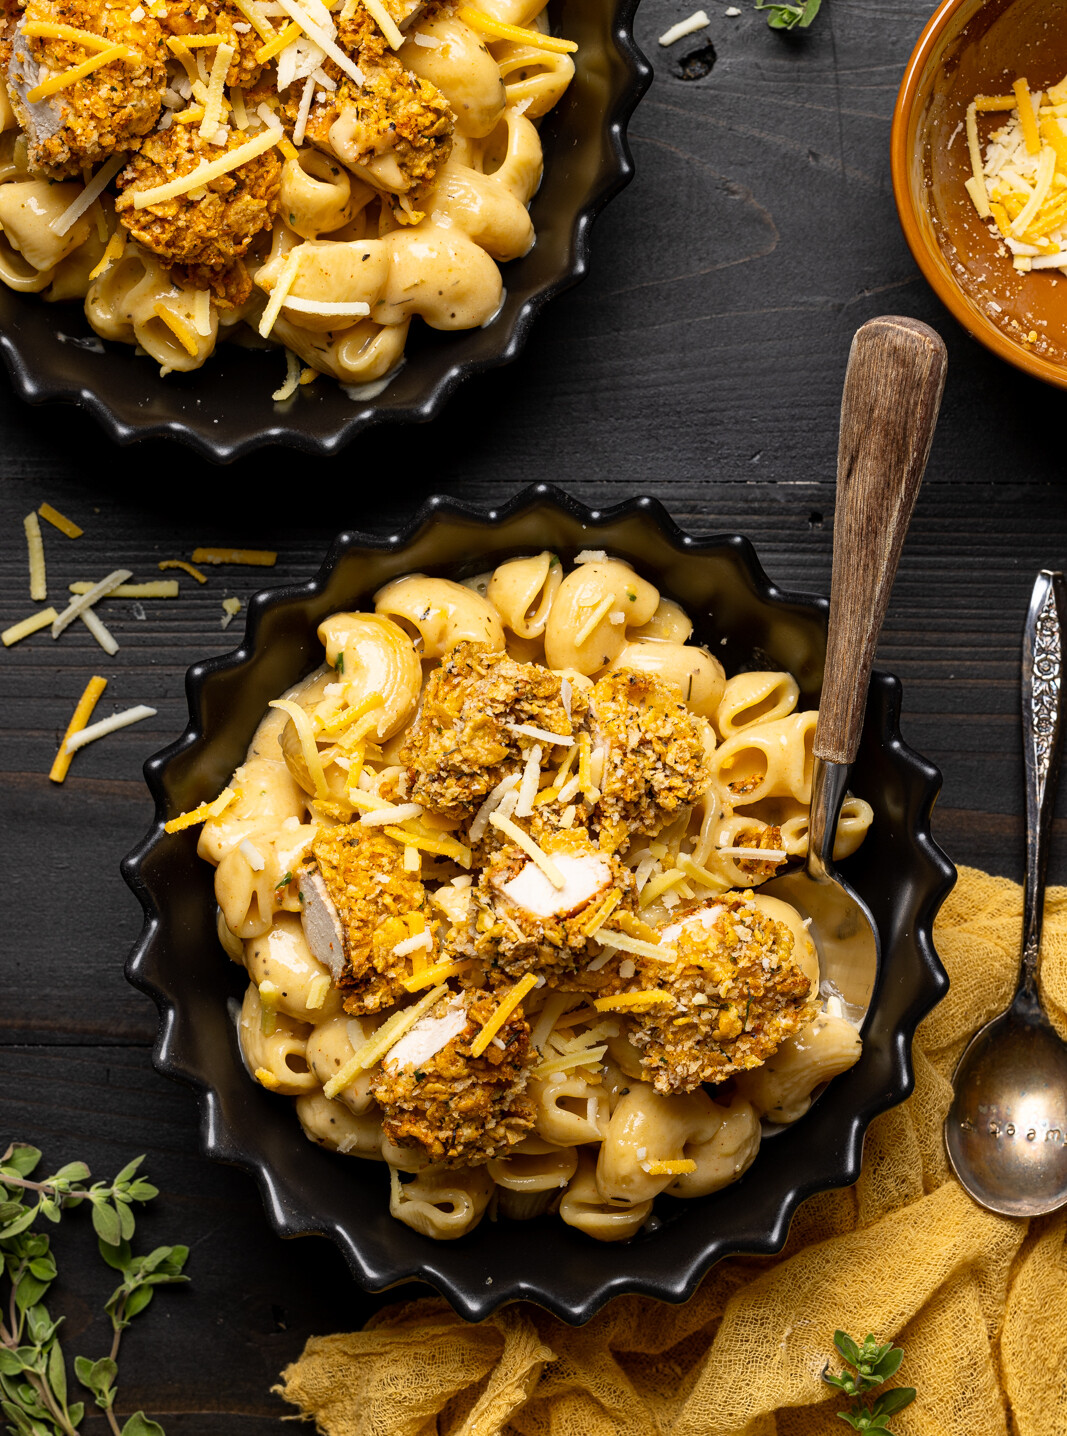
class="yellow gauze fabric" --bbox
[276,866,1067,1436]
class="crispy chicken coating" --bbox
[370,987,536,1165]
[303,824,431,1014]
[590,669,714,848]
[459,827,636,988]
[161,0,264,89]
[300,53,452,201]
[401,642,589,820]
[115,125,280,266]
[6,0,167,176]
[170,254,253,309]
[624,894,815,1094]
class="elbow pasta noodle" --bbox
[0,0,578,391]
[195,553,873,1240]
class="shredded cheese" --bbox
[658,9,709,44]
[269,698,327,795]
[965,102,992,218]
[255,18,301,60]
[514,743,542,818]
[159,559,207,583]
[24,513,46,601]
[718,845,788,861]
[580,888,622,938]
[131,126,278,208]
[20,20,122,48]
[64,704,157,755]
[488,811,565,889]
[359,802,424,826]
[69,580,178,598]
[642,1158,696,1175]
[231,0,276,41]
[362,0,403,46]
[573,594,614,648]
[306,974,332,1009]
[468,771,519,843]
[272,347,301,400]
[382,825,472,867]
[191,547,277,566]
[639,867,688,908]
[164,786,237,833]
[293,73,316,145]
[79,607,118,655]
[593,990,674,1012]
[49,154,124,235]
[470,973,537,1057]
[457,4,576,51]
[37,503,82,539]
[254,1066,281,1090]
[259,248,302,337]
[221,597,242,628]
[400,957,475,991]
[597,930,676,962]
[2,606,59,647]
[532,1044,608,1078]
[88,228,127,280]
[323,983,448,1094]
[49,676,107,782]
[281,297,371,317]
[274,0,365,85]
[28,44,133,103]
[507,722,574,746]
[1014,77,1041,154]
[153,301,200,356]
[52,569,132,637]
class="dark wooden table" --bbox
[4,0,1067,1426]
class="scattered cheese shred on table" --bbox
[37,503,83,539]
[164,786,237,833]
[79,607,119,656]
[52,569,132,637]
[159,559,207,583]
[49,675,107,783]
[658,9,709,45]
[221,596,242,628]
[64,703,157,755]
[69,580,179,598]
[192,547,277,566]
[24,513,46,601]
[2,607,58,647]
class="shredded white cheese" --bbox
[79,607,118,655]
[64,704,157,754]
[50,154,124,235]
[51,569,132,638]
[239,838,266,870]
[658,8,709,44]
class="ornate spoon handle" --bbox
[1020,570,1067,1003]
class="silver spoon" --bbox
[944,571,1067,1217]
[764,315,947,1020]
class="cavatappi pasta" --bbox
[0,0,574,392]
[188,551,873,1241]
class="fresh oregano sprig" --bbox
[754,0,822,30]
[0,1143,188,1436]
[823,1331,917,1433]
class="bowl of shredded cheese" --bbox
[893,0,1067,387]
[121,484,954,1322]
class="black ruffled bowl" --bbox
[0,0,650,461]
[121,485,954,1323]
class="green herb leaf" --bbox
[872,1387,917,1417]
[754,0,821,27]
[91,1201,122,1247]
[52,1161,90,1184]
[46,1341,66,1406]
[5,1147,43,1179]
[113,1157,145,1187]
[120,1410,166,1436]
[99,1237,133,1272]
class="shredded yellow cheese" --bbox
[163,786,237,833]
[21,20,124,48]
[1011,142,1056,235]
[153,301,200,356]
[401,958,474,992]
[231,0,275,41]
[1014,77,1041,154]
[131,126,277,209]
[382,825,472,867]
[199,40,235,138]
[159,559,208,583]
[69,580,179,598]
[191,547,277,566]
[49,675,107,784]
[457,5,576,52]
[965,101,992,219]
[488,811,565,889]
[255,16,301,59]
[88,228,127,279]
[254,1066,281,1090]
[597,929,676,962]
[269,698,327,796]
[24,512,46,602]
[642,1158,696,1175]
[27,43,132,102]
[639,867,688,908]
[2,607,59,647]
[361,0,403,47]
[306,974,332,1009]
[319,691,384,737]
[579,888,622,938]
[37,503,82,539]
[323,983,448,1095]
[470,973,537,1057]
[593,990,673,1012]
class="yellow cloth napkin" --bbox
[277,867,1067,1436]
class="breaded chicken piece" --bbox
[370,986,536,1165]
[161,0,264,89]
[624,894,815,1094]
[401,642,588,820]
[170,254,253,310]
[300,53,452,200]
[5,0,166,176]
[590,669,714,848]
[729,823,787,881]
[460,826,636,988]
[299,824,432,1014]
[115,125,280,267]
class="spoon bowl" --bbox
[946,999,1067,1217]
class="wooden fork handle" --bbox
[815,316,948,766]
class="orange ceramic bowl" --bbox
[892,0,1067,389]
